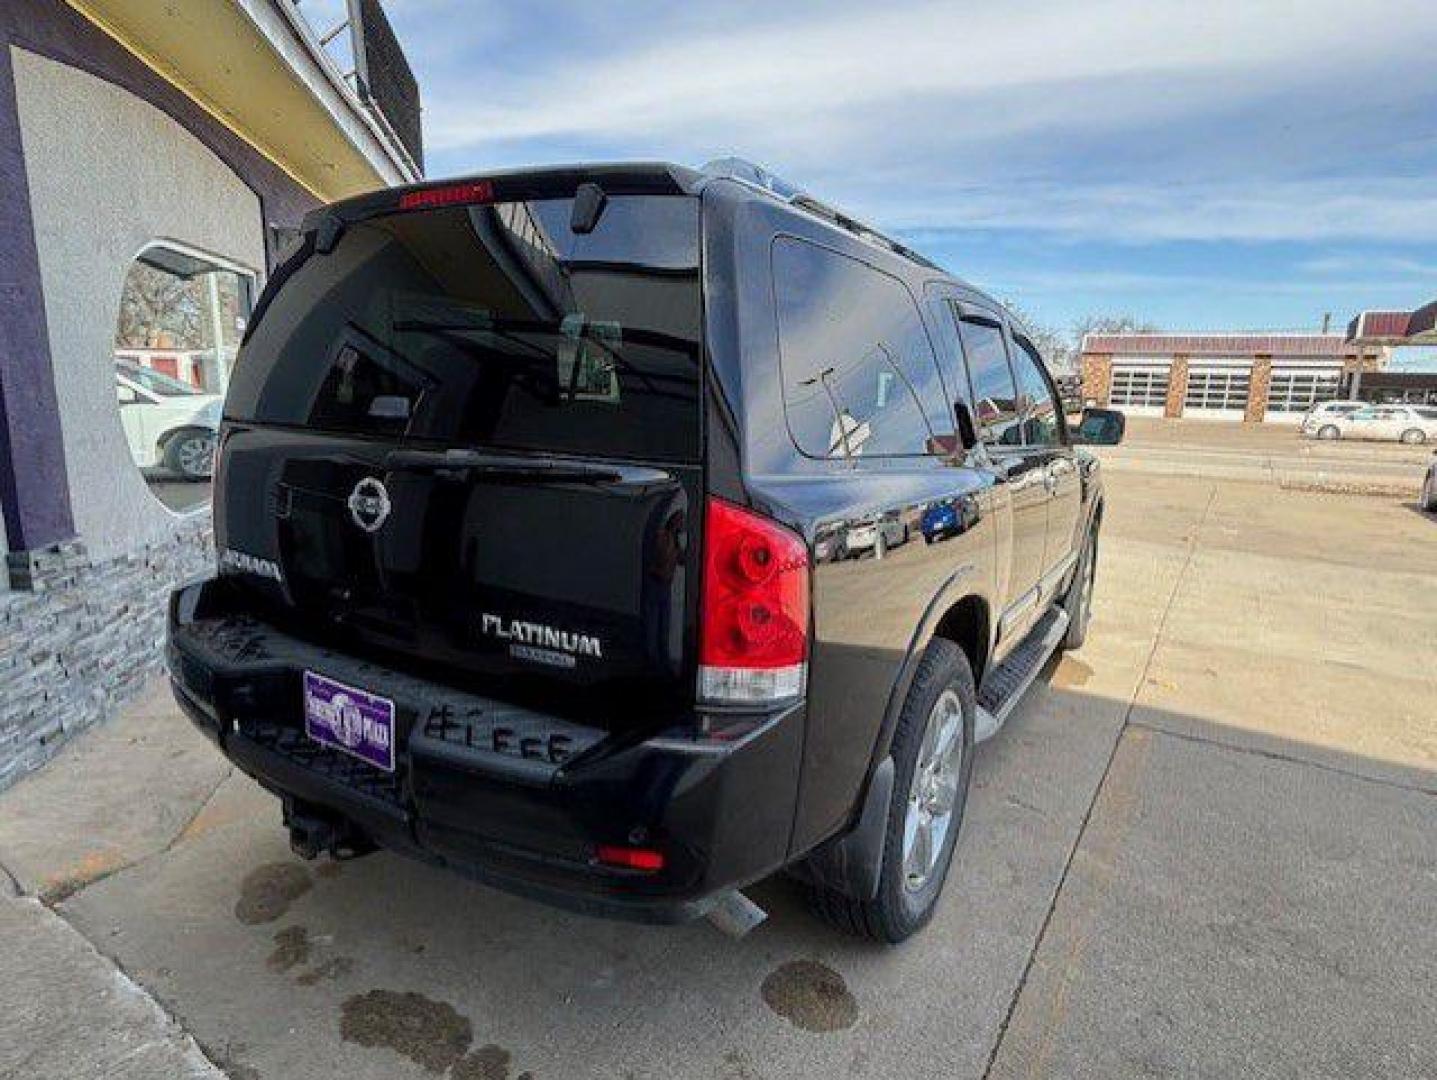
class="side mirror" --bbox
[1074,407,1125,446]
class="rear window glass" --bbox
[227,195,702,461]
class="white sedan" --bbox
[1305,404,1437,445]
[116,361,223,479]
[844,512,909,559]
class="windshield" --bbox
[228,194,702,462]
[117,363,204,397]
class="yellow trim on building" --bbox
[66,0,392,202]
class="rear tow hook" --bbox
[284,802,375,862]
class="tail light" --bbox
[595,845,665,872]
[698,497,810,705]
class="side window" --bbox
[1010,331,1062,447]
[955,313,1021,446]
[773,238,952,458]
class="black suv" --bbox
[167,161,1115,942]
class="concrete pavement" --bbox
[0,895,222,1079]
[1092,416,1434,496]
[1,471,1434,1079]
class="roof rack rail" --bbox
[699,157,939,271]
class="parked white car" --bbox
[844,511,909,559]
[1304,404,1437,445]
[115,361,223,479]
[1298,400,1366,436]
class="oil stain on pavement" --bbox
[761,959,859,1032]
[235,862,312,925]
[340,989,474,1073]
[295,956,355,986]
[451,1043,531,1080]
[266,925,311,973]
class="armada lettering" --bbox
[218,548,284,584]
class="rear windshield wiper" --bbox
[384,448,623,485]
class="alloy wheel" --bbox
[177,434,215,479]
[902,688,964,892]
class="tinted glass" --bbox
[1011,333,1062,447]
[228,196,702,461]
[956,314,1020,446]
[773,238,951,458]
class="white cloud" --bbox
[885,177,1437,243]
[426,0,1427,148]
[411,0,1437,246]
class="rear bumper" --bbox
[167,578,804,923]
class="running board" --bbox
[974,606,1070,743]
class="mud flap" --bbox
[790,756,894,900]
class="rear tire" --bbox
[1318,424,1340,440]
[1061,522,1098,649]
[809,639,975,943]
[1400,428,1427,445]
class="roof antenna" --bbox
[571,182,608,234]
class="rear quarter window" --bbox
[772,237,951,459]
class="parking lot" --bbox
[2,466,1435,1079]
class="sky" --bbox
[313,0,1437,343]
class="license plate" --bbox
[302,671,396,772]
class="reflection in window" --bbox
[956,315,1020,446]
[773,238,950,458]
[113,245,254,511]
[227,196,703,463]
[1011,334,1061,447]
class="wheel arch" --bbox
[930,592,993,687]
[793,580,995,901]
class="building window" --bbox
[1268,369,1341,413]
[1110,365,1170,410]
[1185,367,1251,413]
[113,244,255,512]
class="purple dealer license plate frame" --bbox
[302,671,397,773]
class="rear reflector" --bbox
[698,498,810,705]
[595,845,665,872]
[397,180,495,211]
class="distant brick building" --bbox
[1344,302,1437,406]
[1078,333,1380,423]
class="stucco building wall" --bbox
[0,0,325,790]
[12,46,265,558]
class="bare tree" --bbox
[1004,302,1075,377]
[1071,314,1161,350]
[114,263,207,349]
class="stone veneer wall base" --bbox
[0,517,212,791]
